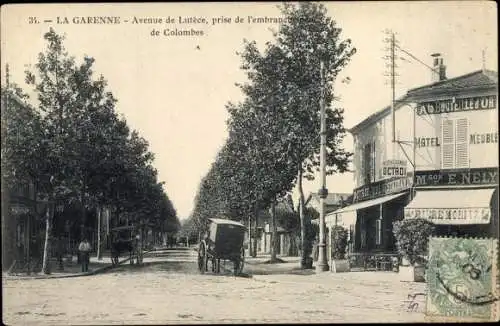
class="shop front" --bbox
[326,176,413,271]
[405,168,499,239]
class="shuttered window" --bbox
[363,141,376,184]
[455,118,469,168]
[441,118,469,169]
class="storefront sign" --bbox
[353,176,413,203]
[382,160,407,177]
[470,132,498,144]
[382,160,406,177]
[405,207,490,224]
[415,167,498,187]
[415,137,440,147]
[416,95,497,115]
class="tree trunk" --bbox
[270,199,278,262]
[80,179,86,240]
[252,207,258,258]
[97,206,102,260]
[298,165,308,269]
[42,202,54,274]
[247,215,253,257]
[138,225,144,265]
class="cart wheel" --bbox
[198,242,206,274]
[233,247,245,276]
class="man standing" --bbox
[78,237,91,272]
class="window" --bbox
[363,141,376,184]
[441,118,469,169]
[375,219,382,245]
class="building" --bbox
[305,192,352,216]
[1,92,41,271]
[326,55,498,266]
[404,66,498,239]
[259,195,298,256]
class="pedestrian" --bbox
[312,236,319,262]
[78,237,91,272]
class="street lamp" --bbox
[316,60,329,272]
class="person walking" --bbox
[78,237,91,272]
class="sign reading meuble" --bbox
[416,95,496,115]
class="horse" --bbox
[110,239,134,265]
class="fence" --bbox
[348,252,400,272]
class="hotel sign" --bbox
[405,207,491,225]
[415,167,498,187]
[353,176,413,203]
[416,95,497,116]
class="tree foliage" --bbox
[3,28,179,272]
[190,3,354,265]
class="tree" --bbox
[24,29,82,274]
[235,2,355,268]
[23,28,179,272]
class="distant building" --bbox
[305,192,352,216]
[1,92,40,271]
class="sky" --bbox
[1,2,497,219]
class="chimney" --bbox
[431,53,446,82]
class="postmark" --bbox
[426,237,499,322]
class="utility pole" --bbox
[316,60,329,273]
[383,30,398,145]
[390,32,396,143]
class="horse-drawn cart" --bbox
[109,225,138,266]
[197,218,246,276]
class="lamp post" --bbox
[316,60,329,272]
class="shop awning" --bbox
[325,192,407,227]
[404,188,495,225]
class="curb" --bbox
[4,249,154,280]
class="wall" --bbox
[353,104,414,188]
[414,94,498,171]
[353,93,498,189]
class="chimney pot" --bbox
[431,53,446,82]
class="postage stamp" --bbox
[426,236,499,322]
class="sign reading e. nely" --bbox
[415,167,498,187]
[405,207,491,224]
[416,95,497,115]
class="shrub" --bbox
[331,225,348,260]
[392,218,435,266]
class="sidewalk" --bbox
[3,253,136,280]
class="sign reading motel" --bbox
[416,95,497,115]
[414,167,498,187]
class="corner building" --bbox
[326,57,498,270]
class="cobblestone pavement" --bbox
[2,255,427,324]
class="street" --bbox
[2,248,426,324]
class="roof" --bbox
[208,218,246,227]
[406,69,497,99]
[305,192,351,207]
[348,69,498,134]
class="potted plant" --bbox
[392,218,435,282]
[330,225,350,273]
